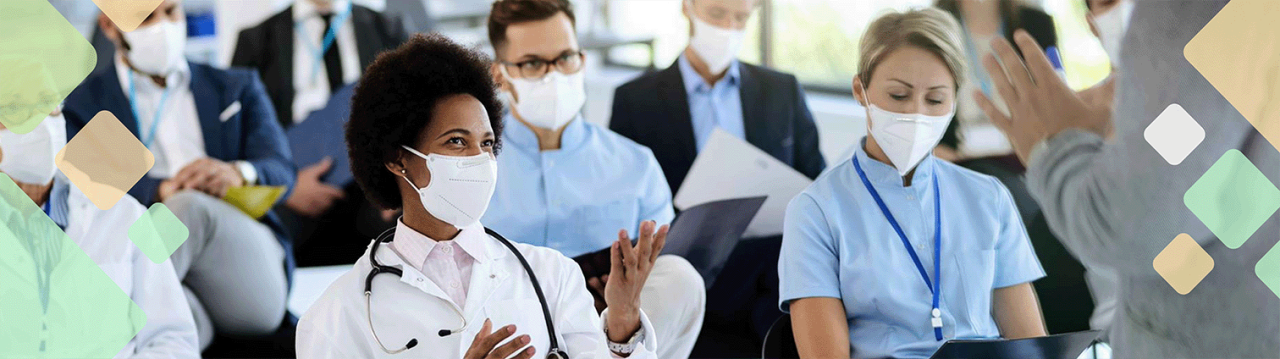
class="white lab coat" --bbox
[65,185,202,358]
[297,226,659,358]
[0,183,200,358]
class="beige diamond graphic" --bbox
[55,111,154,210]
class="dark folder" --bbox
[929,330,1102,359]
[287,85,355,187]
[572,196,767,291]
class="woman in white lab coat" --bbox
[296,34,662,359]
[0,113,200,358]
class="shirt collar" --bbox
[854,136,936,188]
[391,219,489,265]
[677,53,740,94]
[114,53,191,95]
[501,113,588,153]
[293,0,352,20]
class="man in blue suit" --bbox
[609,1,825,356]
[63,1,295,352]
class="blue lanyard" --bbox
[295,4,352,86]
[127,73,174,150]
[852,155,944,341]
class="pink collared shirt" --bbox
[389,220,482,309]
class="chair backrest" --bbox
[762,314,800,359]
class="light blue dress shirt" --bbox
[483,114,676,258]
[678,54,746,152]
[778,139,1045,358]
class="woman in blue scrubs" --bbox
[779,8,1048,358]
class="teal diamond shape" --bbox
[127,203,188,264]
[1258,243,1280,299]
[0,174,145,357]
[1184,149,1280,249]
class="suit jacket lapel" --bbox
[350,6,379,68]
[272,7,295,121]
[102,63,140,137]
[188,64,225,159]
[738,65,775,156]
[658,63,698,161]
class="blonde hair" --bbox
[857,7,967,90]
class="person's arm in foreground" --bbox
[790,297,851,358]
[779,193,849,358]
[971,24,1235,275]
[992,283,1047,339]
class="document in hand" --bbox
[929,330,1101,359]
[674,129,813,237]
[223,185,286,219]
[287,85,354,186]
[572,196,766,290]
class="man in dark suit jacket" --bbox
[231,0,405,129]
[64,2,296,353]
[232,0,406,266]
[610,4,824,197]
[609,1,824,356]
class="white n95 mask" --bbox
[0,113,65,185]
[1093,0,1134,67]
[399,146,497,228]
[123,19,187,77]
[502,67,585,130]
[860,85,954,177]
[687,9,745,75]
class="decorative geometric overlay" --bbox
[89,0,165,32]
[1184,0,1280,150]
[127,203,188,264]
[55,111,155,210]
[0,0,96,134]
[1144,104,1204,166]
[1153,233,1215,295]
[1183,150,1280,250]
[0,174,145,357]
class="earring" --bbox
[400,169,406,175]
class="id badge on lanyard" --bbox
[853,155,944,341]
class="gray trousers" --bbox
[165,191,287,350]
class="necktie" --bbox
[321,13,344,93]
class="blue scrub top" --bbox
[778,139,1045,358]
[482,114,675,258]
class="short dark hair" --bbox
[487,0,576,56]
[346,33,504,210]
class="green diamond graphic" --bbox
[0,174,145,357]
[1184,149,1280,249]
[0,0,96,134]
[1258,243,1280,299]
[127,203,188,264]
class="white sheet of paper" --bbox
[674,129,813,237]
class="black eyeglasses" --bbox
[501,51,585,79]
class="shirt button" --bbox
[416,278,424,283]
[451,282,460,288]
[907,194,916,200]
[442,245,452,254]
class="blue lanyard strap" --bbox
[295,4,352,85]
[852,155,944,341]
[127,73,174,149]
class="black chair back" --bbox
[762,314,800,359]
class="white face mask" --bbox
[122,19,187,77]
[399,146,497,228]
[686,3,746,75]
[0,114,65,185]
[860,83,954,177]
[502,67,585,130]
[1093,0,1134,67]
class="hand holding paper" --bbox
[674,129,813,237]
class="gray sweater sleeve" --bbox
[1023,0,1265,276]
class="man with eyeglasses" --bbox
[479,1,706,358]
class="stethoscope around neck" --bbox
[364,226,568,358]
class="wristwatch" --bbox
[605,326,645,355]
